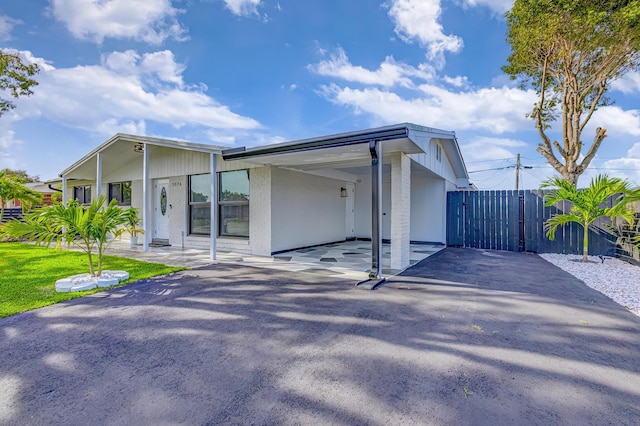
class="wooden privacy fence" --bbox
[446,190,617,256]
[1,208,23,222]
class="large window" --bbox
[188,170,250,237]
[189,174,212,235]
[109,181,131,206]
[219,170,249,238]
[73,185,91,204]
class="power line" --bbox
[465,157,515,164]
[468,166,514,173]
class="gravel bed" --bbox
[539,253,640,317]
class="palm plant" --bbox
[0,195,138,276]
[541,175,636,262]
[0,171,42,218]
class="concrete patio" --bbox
[104,239,445,280]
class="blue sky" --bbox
[0,0,639,189]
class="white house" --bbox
[56,123,470,277]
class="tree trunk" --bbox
[87,250,95,276]
[582,221,589,262]
[562,170,579,187]
[97,247,103,277]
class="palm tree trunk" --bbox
[583,221,589,262]
[97,244,103,277]
[87,250,95,276]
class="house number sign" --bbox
[160,187,167,216]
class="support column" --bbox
[142,144,150,252]
[209,152,217,261]
[370,140,383,280]
[62,176,67,206]
[249,167,271,256]
[391,152,411,270]
[96,152,102,200]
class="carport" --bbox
[222,123,468,283]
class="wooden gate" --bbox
[446,190,616,255]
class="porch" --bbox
[104,239,445,280]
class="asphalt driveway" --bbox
[1,247,639,425]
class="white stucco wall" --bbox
[353,171,393,240]
[270,167,346,253]
[411,173,446,243]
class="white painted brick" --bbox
[249,167,272,256]
[391,152,411,270]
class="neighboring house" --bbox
[54,123,470,272]
[5,181,58,208]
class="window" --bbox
[109,181,131,206]
[436,144,442,162]
[189,174,212,235]
[219,170,249,238]
[73,185,91,204]
[188,170,250,237]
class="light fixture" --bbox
[133,143,144,153]
[340,187,347,197]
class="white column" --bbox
[391,152,411,270]
[62,176,68,206]
[96,152,103,200]
[142,144,150,252]
[249,167,271,256]
[209,152,217,261]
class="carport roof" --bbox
[222,122,468,179]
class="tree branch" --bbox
[580,127,607,170]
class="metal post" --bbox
[96,152,102,200]
[210,152,217,261]
[370,140,383,280]
[142,144,150,252]
[515,153,520,190]
[357,140,385,289]
[61,176,67,206]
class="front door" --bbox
[345,182,355,239]
[154,179,170,240]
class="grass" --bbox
[0,242,186,318]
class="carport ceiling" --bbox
[233,137,422,171]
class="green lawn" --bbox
[0,242,186,318]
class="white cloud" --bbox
[223,0,262,16]
[0,121,21,170]
[50,0,187,44]
[13,49,260,136]
[0,15,21,41]
[611,71,640,95]
[319,83,536,134]
[309,47,433,88]
[385,0,463,62]
[442,75,469,88]
[103,50,185,86]
[588,106,640,137]
[601,142,640,186]
[460,0,513,15]
[462,136,526,163]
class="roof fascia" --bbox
[60,133,226,177]
[222,125,410,161]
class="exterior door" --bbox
[154,179,170,240]
[345,182,355,239]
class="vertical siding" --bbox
[446,189,617,256]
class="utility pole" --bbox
[515,153,520,190]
